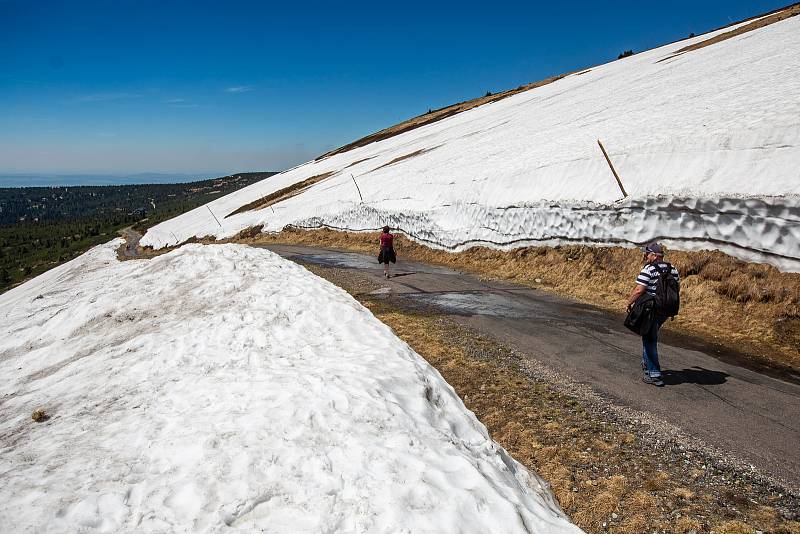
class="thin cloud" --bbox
[77,93,142,102]
[225,85,254,93]
[164,98,185,104]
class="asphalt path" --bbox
[118,226,142,258]
[259,243,800,490]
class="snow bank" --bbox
[141,12,800,271]
[0,242,581,533]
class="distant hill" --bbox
[0,172,221,188]
[0,172,277,291]
[143,6,800,272]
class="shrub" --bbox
[618,50,635,59]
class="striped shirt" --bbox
[636,261,680,295]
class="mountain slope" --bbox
[142,9,800,271]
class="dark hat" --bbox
[643,242,663,254]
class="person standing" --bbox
[378,226,396,278]
[626,243,680,387]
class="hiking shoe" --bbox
[642,375,664,387]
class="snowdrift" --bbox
[142,12,800,271]
[0,242,581,533]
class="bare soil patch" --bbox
[344,157,374,169]
[370,147,438,172]
[677,3,800,54]
[314,4,798,162]
[225,171,337,218]
[659,3,799,63]
[240,227,800,373]
[116,232,222,261]
[300,262,800,534]
[315,73,571,161]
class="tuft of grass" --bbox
[31,408,48,422]
[675,516,703,533]
[571,491,617,530]
[714,520,758,534]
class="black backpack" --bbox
[624,292,655,336]
[653,263,680,317]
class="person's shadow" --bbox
[661,367,729,386]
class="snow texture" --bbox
[142,13,800,271]
[0,241,582,533]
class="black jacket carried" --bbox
[624,292,655,336]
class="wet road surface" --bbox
[260,243,800,490]
[119,227,143,258]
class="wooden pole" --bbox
[351,174,364,202]
[206,205,223,228]
[597,139,628,198]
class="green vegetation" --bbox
[0,172,276,293]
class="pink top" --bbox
[380,232,394,248]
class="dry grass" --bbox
[315,73,571,160]
[714,520,758,534]
[224,171,336,218]
[675,3,800,55]
[344,157,374,169]
[313,5,798,163]
[243,227,800,372]
[370,147,436,171]
[301,262,799,533]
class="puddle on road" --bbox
[282,246,800,385]
[404,291,553,318]
[370,287,392,295]
[291,252,455,276]
[293,252,378,270]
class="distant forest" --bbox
[0,172,276,292]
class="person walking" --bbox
[378,226,396,278]
[626,242,680,387]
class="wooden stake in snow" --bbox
[206,205,223,228]
[351,174,364,202]
[597,139,628,198]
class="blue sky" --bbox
[0,0,788,176]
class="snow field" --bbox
[142,13,800,270]
[0,242,581,533]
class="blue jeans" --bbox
[642,316,667,378]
